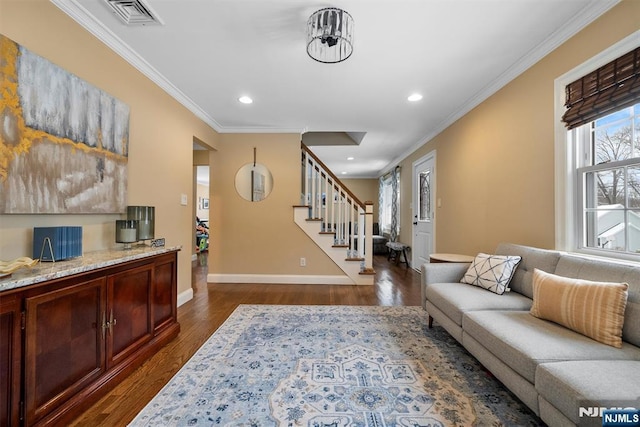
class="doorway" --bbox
[193,140,212,267]
[412,151,436,270]
[195,165,210,255]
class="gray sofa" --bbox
[421,243,640,427]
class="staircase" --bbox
[295,144,375,285]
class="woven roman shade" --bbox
[562,46,640,129]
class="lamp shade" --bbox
[306,8,354,63]
[127,206,155,240]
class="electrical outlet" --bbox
[300,257,306,267]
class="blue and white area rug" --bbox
[130,305,542,426]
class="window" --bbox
[378,167,400,240]
[576,103,640,255]
[555,34,639,261]
[380,175,393,234]
[418,170,431,222]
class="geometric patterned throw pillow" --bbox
[460,253,522,295]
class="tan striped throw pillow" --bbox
[530,269,628,348]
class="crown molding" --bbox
[51,0,224,132]
[216,126,304,134]
[381,0,621,177]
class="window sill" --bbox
[565,247,640,267]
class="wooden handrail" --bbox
[301,143,365,210]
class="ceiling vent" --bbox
[103,0,164,25]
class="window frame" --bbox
[554,30,640,261]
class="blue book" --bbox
[33,226,83,261]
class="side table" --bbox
[429,253,474,263]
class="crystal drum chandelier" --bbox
[306,7,354,63]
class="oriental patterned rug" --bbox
[130,305,542,426]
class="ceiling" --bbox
[53,0,618,178]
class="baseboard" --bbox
[207,273,355,285]
[177,288,194,307]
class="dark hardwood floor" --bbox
[69,254,422,426]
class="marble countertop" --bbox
[0,245,182,292]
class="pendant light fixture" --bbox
[306,7,354,64]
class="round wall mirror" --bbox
[234,163,274,202]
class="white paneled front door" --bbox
[412,151,436,271]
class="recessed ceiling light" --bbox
[238,96,253,104]
[347,157,354,160]
[341,171,347,175]
[407,93,423,102]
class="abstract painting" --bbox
[0,34,129,214]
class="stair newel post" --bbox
[357,206,365,259]
[363,201,374,273]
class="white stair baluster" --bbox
[349,198,354,257]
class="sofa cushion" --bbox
[555,254,640,348]
[494,243,562,299]
[462,311,640,383]
[460,253,522,294]
[536,360,640,425]
[530,269,628,348]
[425,282,532,326]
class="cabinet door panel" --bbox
[25,278,106,425]
[108,265,153,367]
[0,296,21,427]
[153,258,176,332]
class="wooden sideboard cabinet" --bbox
[0,249,180,427]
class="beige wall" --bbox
[193,149,210,166]
[209,134,343,276]
[397,0,639,257]
[0,0,220,296]
[341,178,379,220]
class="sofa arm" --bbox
[421,262,469,284]
[420,262,470,309]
